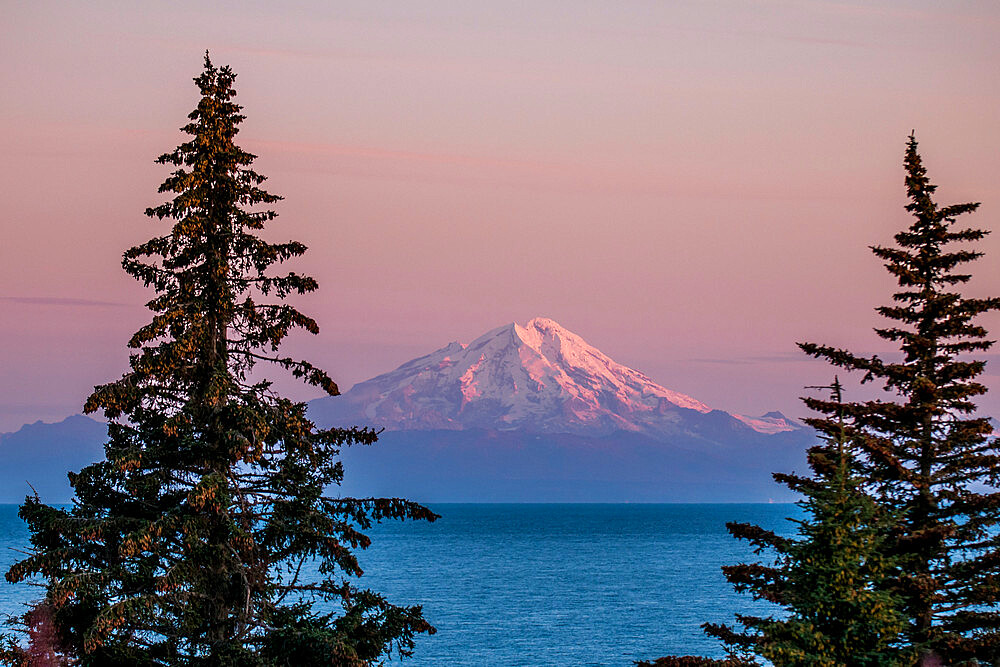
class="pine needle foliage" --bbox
[5,54,437,666]
[705,378,911,666]
[635,657,758,667]
[796,134,1000,663]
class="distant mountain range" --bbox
[2,318,827,503]
[0,415,106,503]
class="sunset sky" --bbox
[2,1,999,432]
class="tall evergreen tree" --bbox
[5,54,436,666]
[644,134,999,666]
[797,134,1000,662]
[704,378,911,666]
[697,135,1000,665]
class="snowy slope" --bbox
[309,317,801,439]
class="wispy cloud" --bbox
[0,296,132,308]
[255,138,847,201]
[690,352,1000,368]
[255,139,550,172]
[689,354,813,365]
[767,0,987,24]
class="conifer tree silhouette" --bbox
[6,54,436,666]
[710,135,1000,664]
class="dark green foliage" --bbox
[635,657,757,666]
[797,135,1000,662]
[706,379,911,666]
[5,54,436,665]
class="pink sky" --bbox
[2,1,999,431]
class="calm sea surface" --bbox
[0,503,799,666]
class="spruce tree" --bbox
[5,54,436,665]
[704,379,911,666]
[797,134,1000,662]
[698,134,1000,665]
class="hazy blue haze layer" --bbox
[0,504,798,665]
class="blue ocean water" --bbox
[0,503,799,666]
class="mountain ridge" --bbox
[0,319,815,503]
[0,414,106,502]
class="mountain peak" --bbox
[521,316,569,335]
[514,317,591,358]
[309,318,795,438]
[733,411,802,434]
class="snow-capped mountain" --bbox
[309,317,800,439]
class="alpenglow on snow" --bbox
[309,317,799,438]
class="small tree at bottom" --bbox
[641,379,911,666]
[706,379,911,665]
